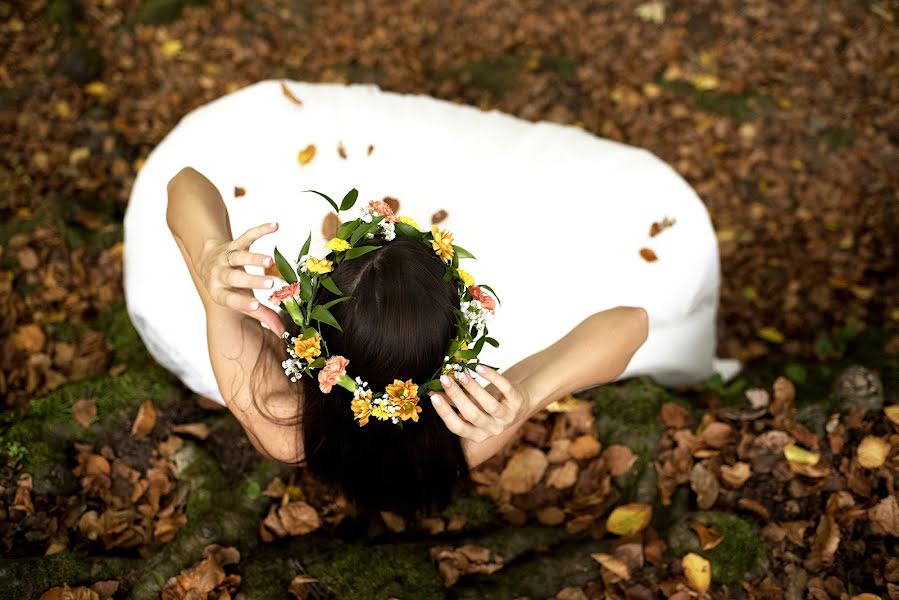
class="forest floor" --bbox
[1,0,898,598]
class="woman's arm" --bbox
[166,166,303,463]
[431,306,648,468]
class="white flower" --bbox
[381,221,396,241]
[297,254,310,273]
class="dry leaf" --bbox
[745,388,770,409]
[130,400,157,438]
[606,503,652,536]
[690,463,719,509]
[720,462,752,488]
[262,477,287,498]
[784,443,820,466]
[771,376,795,414]
[536,506,566,526]
[281,81,303,105]
[367,144,374,155]
[321,212,339,239]
[39,586,98,600]
[234,186,246,197]
[682,553,711,593]
[885,405,899,426]
[419,517,445,535]
[430,545,504,587]
[431,209,448,224]
[12,323,46,352]
[278,501,320,536]
[699,421,733,449]
[288,575,319,600]
[546,460,578,489]
[649,216,676,237]
[171,423,210,440]
[868,495,899,536]
[380,511,406,533]
[660,403,690,428]
[569,435,601,459]
[337,141,347,159]
[297,145,316,165]
[691,522,724,550]
[591,552,630,580]
[499,447,548,494]
[639,247,658,262]
[857,436,890,469]
[72,398,97,428]
[604,445,638,476]
[12,473,34,514]
[805,514,840,570]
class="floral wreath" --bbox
[267,189,500,428]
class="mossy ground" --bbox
[666,511,767,584]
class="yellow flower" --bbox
[396,400,422,422]
[305,256,333,274]
[397,215,420,229]
[351,393,372,427]
[457,269,474,287]
[371,404,391,421]
[326,238,351,252]
[385,379,420,405]
[294,335,322,361]
[431,225,454,263]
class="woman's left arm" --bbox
[429,306,648,468]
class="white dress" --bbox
[124,80,737,405]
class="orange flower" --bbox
[430,225,454,263]
[396,400,422,422]
[385,379,419,405]
[318,355,350,393]
[469,285,496,312]
[269,282,299,305]
[293,335,321,361]
[368,200,397,223]
[351,392,373,427]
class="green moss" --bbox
[304,543,444,600]
[96,302,155,366]
[544,56,577,81]
[126,0,209,26]
[666,511,766,583]
[437,55,525,96]
[0,552,134,598]
[656,78,774,122]
[441,493,496,530]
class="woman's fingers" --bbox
[225,268,275,291]
[247,303,286,336]
[227,249,274,269]
[440,375,504,435]
[234,222,278,248]
[457,370,508,419]
[430,394,485,441]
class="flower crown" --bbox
[268,189,500,428]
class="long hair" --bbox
[298,235,469,515]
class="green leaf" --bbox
[344,245,381,261]
[443,268,455,282]
[245,480,261,500]
[350,215,386,245]
[322,296,352,310]
[456,349,478,360]
[340,188,359,211]
[424,379,444,392]
[299,273,313,302]
[311,305,342,331]
[273,247,297,284]
[298,232,312,262]
[480,284,502,305]
[320,276,342,296]
[304,189,339,213]
[302,327,320,339]
[308,357,326,369]
[336,219,359,240]
[394,221,421,238]
[451,250,459,268]
[453,244,476,260]
[484,336,499,347]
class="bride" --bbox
[124,79,729,514]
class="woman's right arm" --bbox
[166,166,304,463]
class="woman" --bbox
[125,80,729,514]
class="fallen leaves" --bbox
[868,495,899,536]
[430,545,504,587]
[499,447,548,494]
[72,398,97,428]
[690,522,724,550]
[130,399,157,438]
[681,553,711,593]
[12,473,35,514]
[856,436,890,469]
[603,445,637,476]
[606,503,652,536]
[297,144,316,165]
[161,544,241,599]
[263,501,321,538]
[591,552,630,580]
[568,435,601,459]
[689,463,719,509]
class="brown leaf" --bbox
[430,545,504,587]
[39,586,98,600]
[234,186,246,197]
[278,501,320,536]
[297,145,316,165]
[591,552,630,580]
[568,435,601,459]
[380,511,406,533]
[885,404,899,426]
[337,141,347,159]
[321,212,339,239]
[130,400,157,438]
[805,514,841,571]
[660,402,690,428]
[72,398,97,428]
[720,462,752,487]
[419,517,445,534]
[171,422,210,440]
[699,421,733,449]
[499,447,548,494]
[536,506,566,526]
[12,323,46,352]
[288,575,319,600]
[770,376,795,415]
[431,209,448,224]
[12,473,34,514]
[89,581,119,600]
[280,81,303,105]
[649,216,676,237]
[691,521,724,550]
[868,495,899,536]
[546,460,579,489]
[639,247,658,262]
[689,463,719,509]
[603,445,637,476]
[262,477,287,498]
[856,436,890,469]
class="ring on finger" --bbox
[226,249,238,267]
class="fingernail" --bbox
[264,257,273,267]
[458,372,469,384]
[250,300,259,310]
[270,222,278,229]
[265,278,274,288]
[475,365,487,374]
[431,394,442,407]
[440,374,450,386]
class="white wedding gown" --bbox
[124,79,737,405]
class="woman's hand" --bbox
[428,365,529,444]
[197,222,286,336]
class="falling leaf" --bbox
[639,247,658,262]
[856,436,890,469]
[367,144,374,155]
[784,443,820,466]
[868,495,899,536]
[649,216,676,237]
[691,522,724,550]
[634,1,665,24]
[569,435,601,459]
[297,144,316,165]
[499,447,548,494]
[278,501,320,535]
[546,460,578,489]
[757,326,785,344]
[720,462,751,488]
[337,141,347,159]
[432,209,448,224]
[72,398,97,428]
[591,552,630,580]
[603,445,637,476]
[234,186,246,197]
[682,553,711,594]
[384,197,400,213]
[130,400,157,438]
[606,503,652,536]
[280,81,303,105]
[885,404,899,426]
[171,422,210,440]
[322,212,339,239]
[160,39,183,57]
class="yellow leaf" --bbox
[682,552,711,593]
[160,39,183,57]
[606,503,652,536]
[852,594,884,600]
[634,1,665,24]
[784,443,820,466]
[545,395,581,413]
[857,436,890,469]
[757,326,785,344]
[85,81,114,101]
[591,552,630,580]
[885,404,899,426]
[691,74,719,91]
[298,144,316,165]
